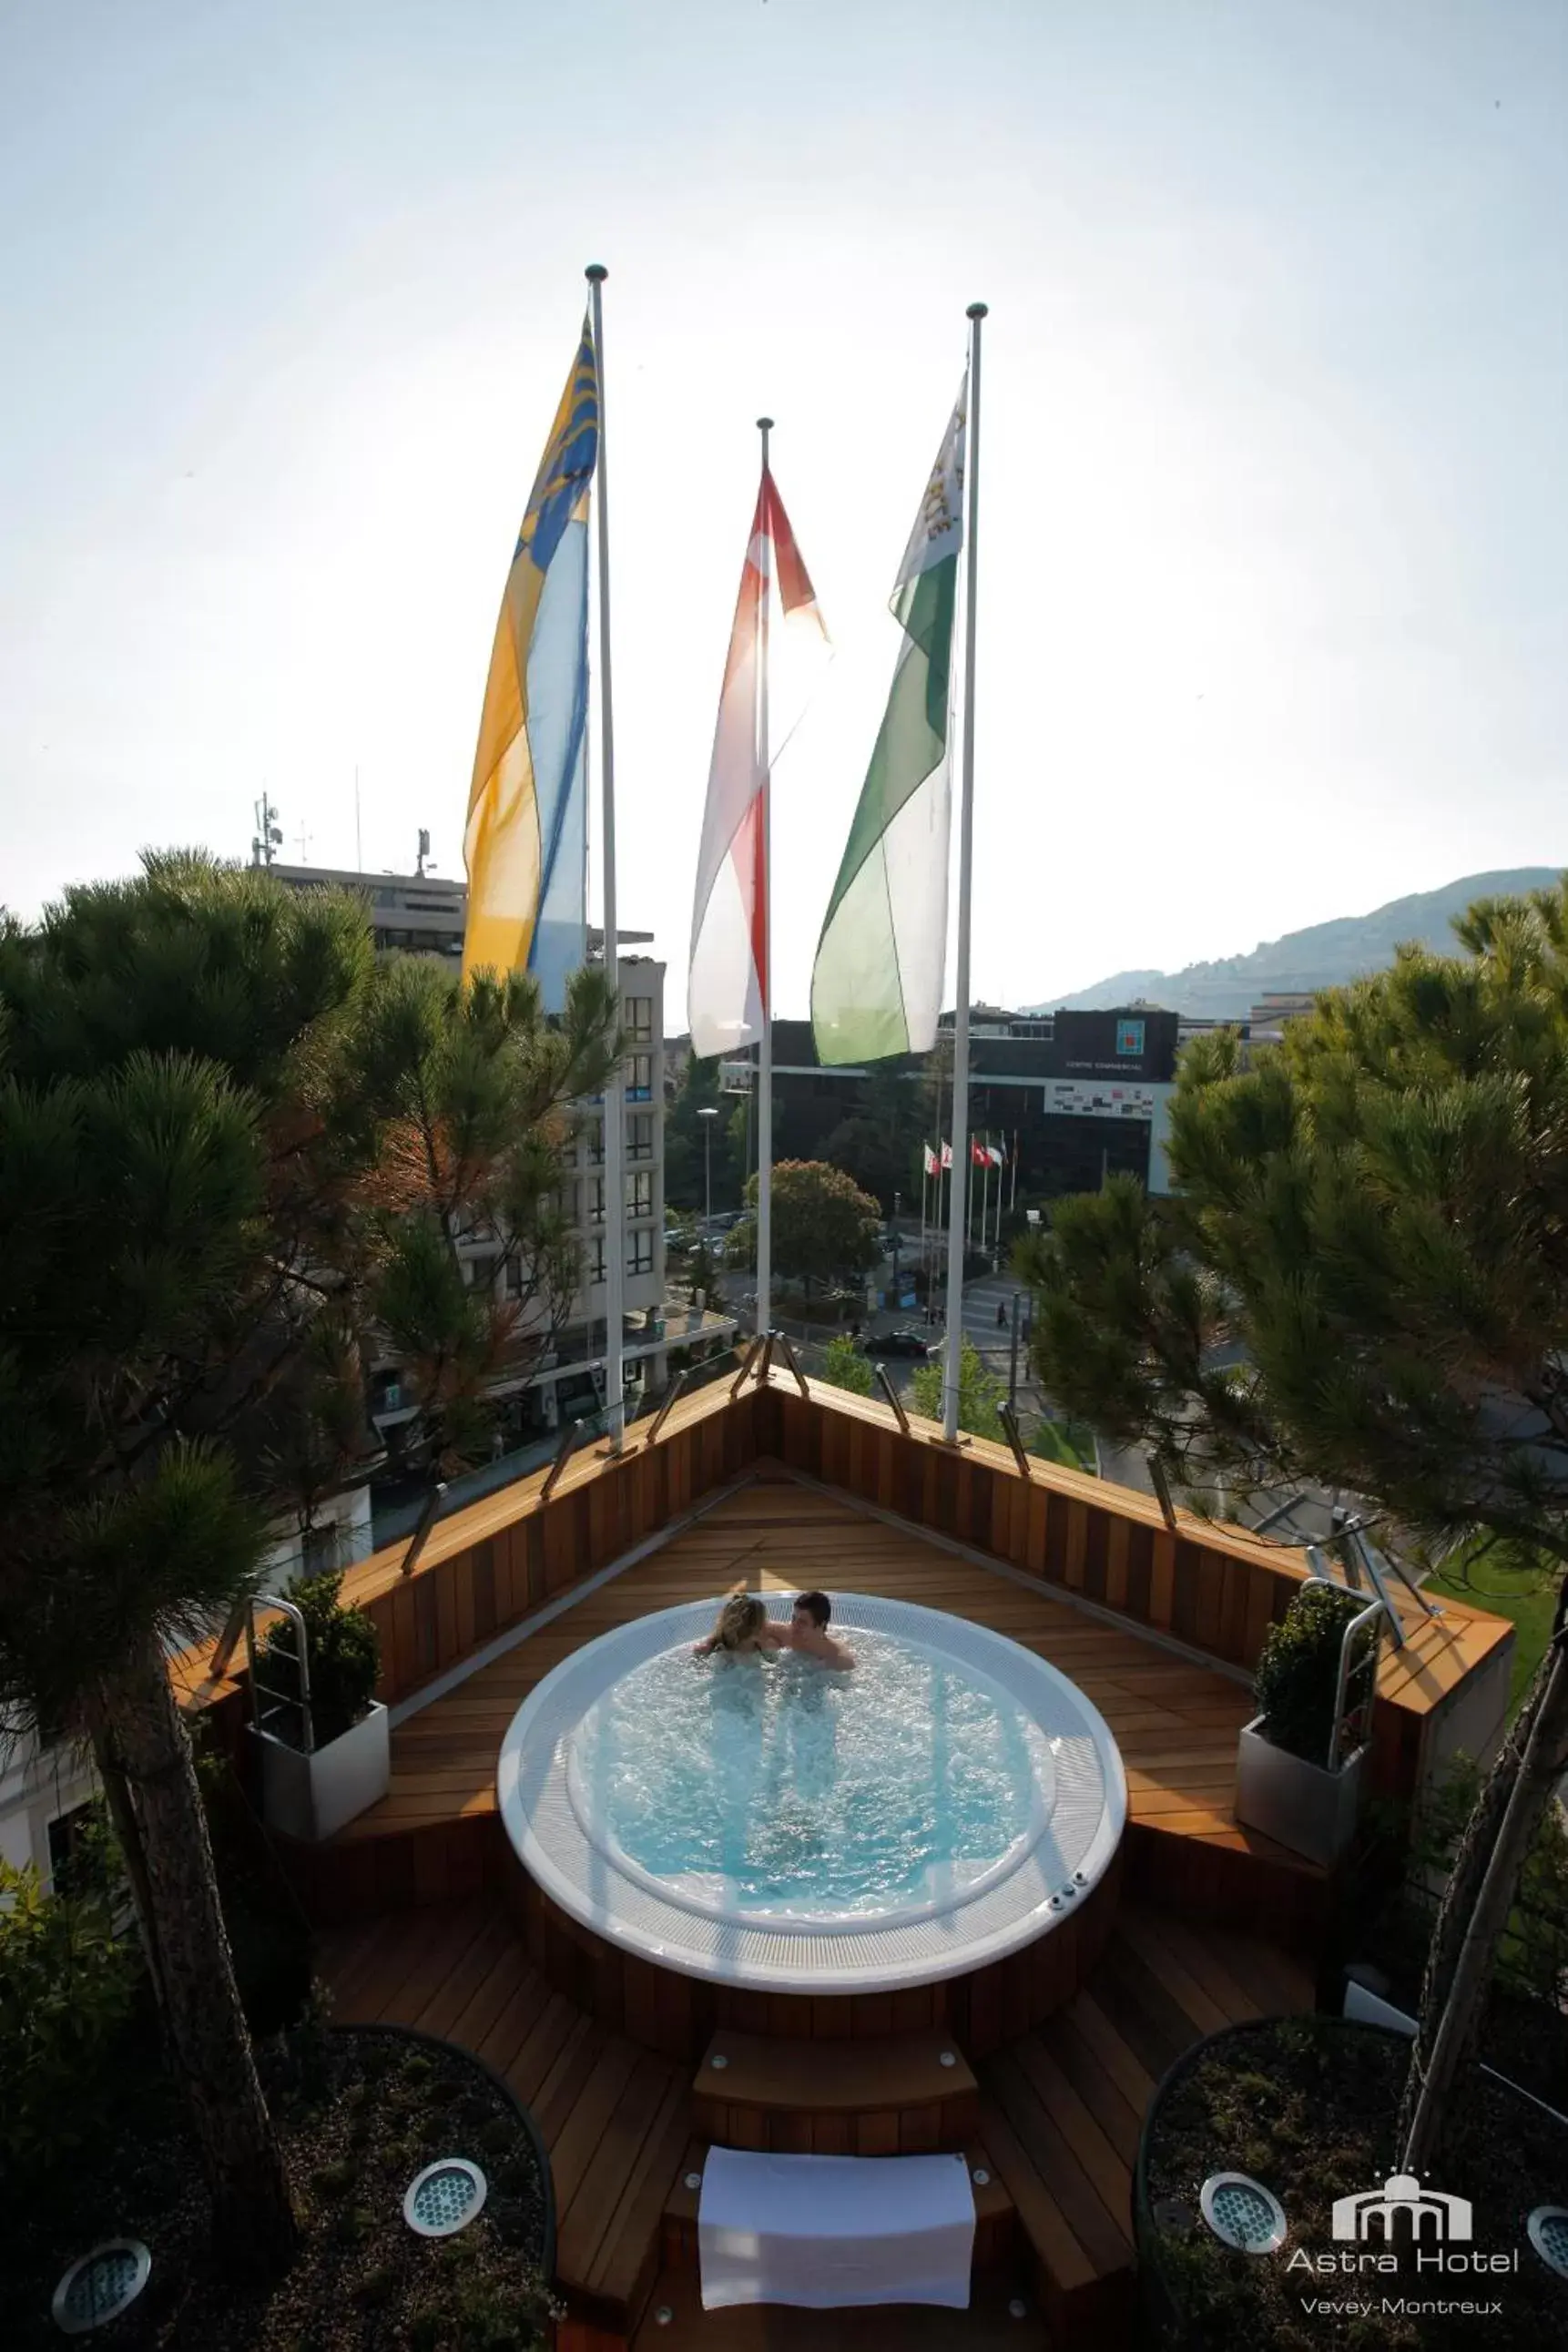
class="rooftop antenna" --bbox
[251,791,282,867]
[354,763,362,872]
[294,823,311,864]
[416,827,435,877]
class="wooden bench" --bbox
[663,2136,1017,2275]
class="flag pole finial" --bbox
[757,415,773,473]
[966,300,988,320]
[585,262,608,284]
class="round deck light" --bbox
[52,2243,151,2336]
[1528,2206,1568,2278]
[403,2158,487,2238]
[1199,2173,1288,2254]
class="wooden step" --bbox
[663,2138,1017,2275]
[693,2027,981,2154]
[627,2265,1051,2347]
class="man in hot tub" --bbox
[778,1589,855,1671]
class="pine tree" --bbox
[1016,878,1568,2168]
[0,853,614,2276]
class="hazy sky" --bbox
[4,1,1564,1018]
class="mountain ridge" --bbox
[1031,869,1563,1020]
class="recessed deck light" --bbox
[403,2158,488,2238]
[1199,2173,1288,2254]
[1528,2206,1568,2278]
[52,2243,151,2335]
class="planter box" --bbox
[1235,1716,1365,1867]
[251,1702,391,1843]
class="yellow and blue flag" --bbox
[463,321,598,1006]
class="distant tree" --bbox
[821,1333,875,1397]
[911,1338,1005,1441]
[820,1064,926,1211]
[728,1160,881,1298]
[1013,877,1568,2173]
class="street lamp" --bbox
[697,1105,718,1235]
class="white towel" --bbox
[697,2147,976,2310]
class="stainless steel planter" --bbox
[252,1700,391,1842]
[1235,1716,1365,1867]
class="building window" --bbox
[552,1179,579,1225]
[587,1237,606,1284]
[504,1257,524,1298]
[46,1802,98,1897]
[627,1112,654,1162]
[587,1176,606,1224]
[626,1054,653,1102]
[1116,1018,1146,1057]
[465,1256,496,1292]
[625,995,654,1044]
[626,1171,654,1217]
[301,1521,343,1578]
[626,1229,654,1276]
[582,1117,605,1165]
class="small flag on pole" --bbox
[923,1144,939,1177]
[688,474,830,1054]
[941,1141,953,1170]
[463,321,597,1005]
[810,385,965,1064]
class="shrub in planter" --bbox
[264,1566,380,1747]
[1237,1581,1375,1864]
[1253,1580,1368,1762]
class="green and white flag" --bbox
[810,385,965,1064]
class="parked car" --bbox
[867,1328,937,1359]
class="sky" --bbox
[3,0,1565,1020]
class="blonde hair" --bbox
[712,1582,765,1651]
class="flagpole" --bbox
[942,302,986,1445]
[756,416,775,1339]
[586,263,626,1453]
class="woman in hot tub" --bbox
[692,1583,779,1661]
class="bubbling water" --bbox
[568,1627,1045,1916]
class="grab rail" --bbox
[997,1399,1033,1482]
[769,1329,811,1400]
[243,1592,314,1756]
[872,1362,911,1436]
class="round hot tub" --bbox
[497,1594,1125,2051]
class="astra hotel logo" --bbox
[1287,2172,1517,2278]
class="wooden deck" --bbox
[319,1889,1314,2347]
[326,1470,1323,1936]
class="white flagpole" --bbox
[942,302,986,1444]
[983,1134,993,1261]
[586,263,626,1452]
[756,417,775,1338]
[1011,1128,1018,1211]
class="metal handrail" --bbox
[729,1332,767,1400]
[769,1329,811,1400]
[244,1592,314,1756]
[643,1361,701,1446]
[1148,1454,1179,1533]
[541,1416,589,1502]
[1296,1570,1386,1772]
[399,1480,449,1578]
[997,1399,1033,1482]
[872,1363,911,1436]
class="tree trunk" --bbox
[90,1724,167,2014]
[1398,1624,1568,2168]
[95,1634,298,2280]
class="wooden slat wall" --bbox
[347,1382,764,1712]
[181,1368,1513,1841]
[760,1382,1307,1675]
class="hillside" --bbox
[1034,870,1562,1020]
